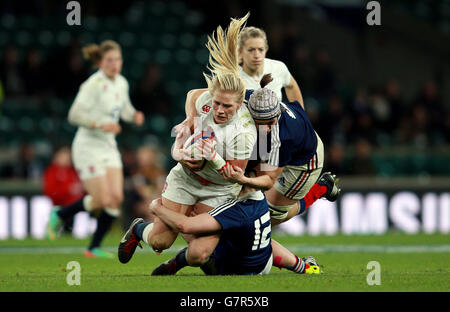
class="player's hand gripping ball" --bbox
[182,126,216,169]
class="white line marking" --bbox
[0,244,449,254]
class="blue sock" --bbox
[133,222,152,241]
[174,248,188,270]
[297,198,306,215]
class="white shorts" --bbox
[270,133,324,219]
[274,132,324,200]
[72,138,122,181]
[162,163,242,208]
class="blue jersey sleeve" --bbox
[244,89,254,104]
[268,101,312,167]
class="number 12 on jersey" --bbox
[252,211,271,250]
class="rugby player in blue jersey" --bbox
[148,185,273,275]
[227,74,341,227]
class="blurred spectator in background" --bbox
[319,95,347,144]
[369,87,391,133]
[312,49,336,98]
[43,146,84,206]
[121,148,137,179]
[0,2,448,180]
[122,146,167,229]
[48,37,88,98]
[384,79,405,130]
[132,63,173,116]
[290,44,314,96]
[409,104,430,147]
[350,138,376,175]
[43,146,85,233]
[12,143,43,181]
[324,142,347,176]
[21,48,48,98]
[0,45,25,97]
[0,79,4,102]
[415,80,444,144]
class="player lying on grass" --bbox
[121,176,321,275]
[118,138,336,275]
[149,184,274,275]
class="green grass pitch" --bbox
[0,231,448,292]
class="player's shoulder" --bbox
[78,71,103,91]
[236,105,256,133]
[264,57,288,70]
[197,90,213,103]
[116,73,129,87]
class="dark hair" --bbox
[260,73,273,88]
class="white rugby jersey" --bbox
[68,70,136,147]
[188,91,257,186]
[239,58,291,100]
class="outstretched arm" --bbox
[149,199,221,235]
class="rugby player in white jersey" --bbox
[46,40,145,258]
[238,26,304,108]
[118,14,259,261]
[119,14,328,275]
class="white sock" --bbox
[82,195,93,212]
[104,206,120,218]
[142,223,154,245]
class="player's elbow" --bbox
[177,220,193,234]
[261,178,275,191]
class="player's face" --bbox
[254,118,278,134]
[100,49,123,78]
[239,37,267,72]
[212,90,242,124]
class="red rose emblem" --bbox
[202,105,211,113]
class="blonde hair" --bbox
[238,26,269,51]
[82,40,121,67]
[203,12,250,104]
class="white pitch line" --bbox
[0,244,449,254]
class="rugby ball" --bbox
[183,126,216,165]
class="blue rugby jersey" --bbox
[208,198,272,275]
[245,90,317,168]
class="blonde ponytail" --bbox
[203,12,250,104]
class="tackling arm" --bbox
[222,163,284,191]
[150,200,222,235]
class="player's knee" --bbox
[186,246,210,265]
[111,192,124,206]
[149,236,171,252]
[91,194,112,209]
